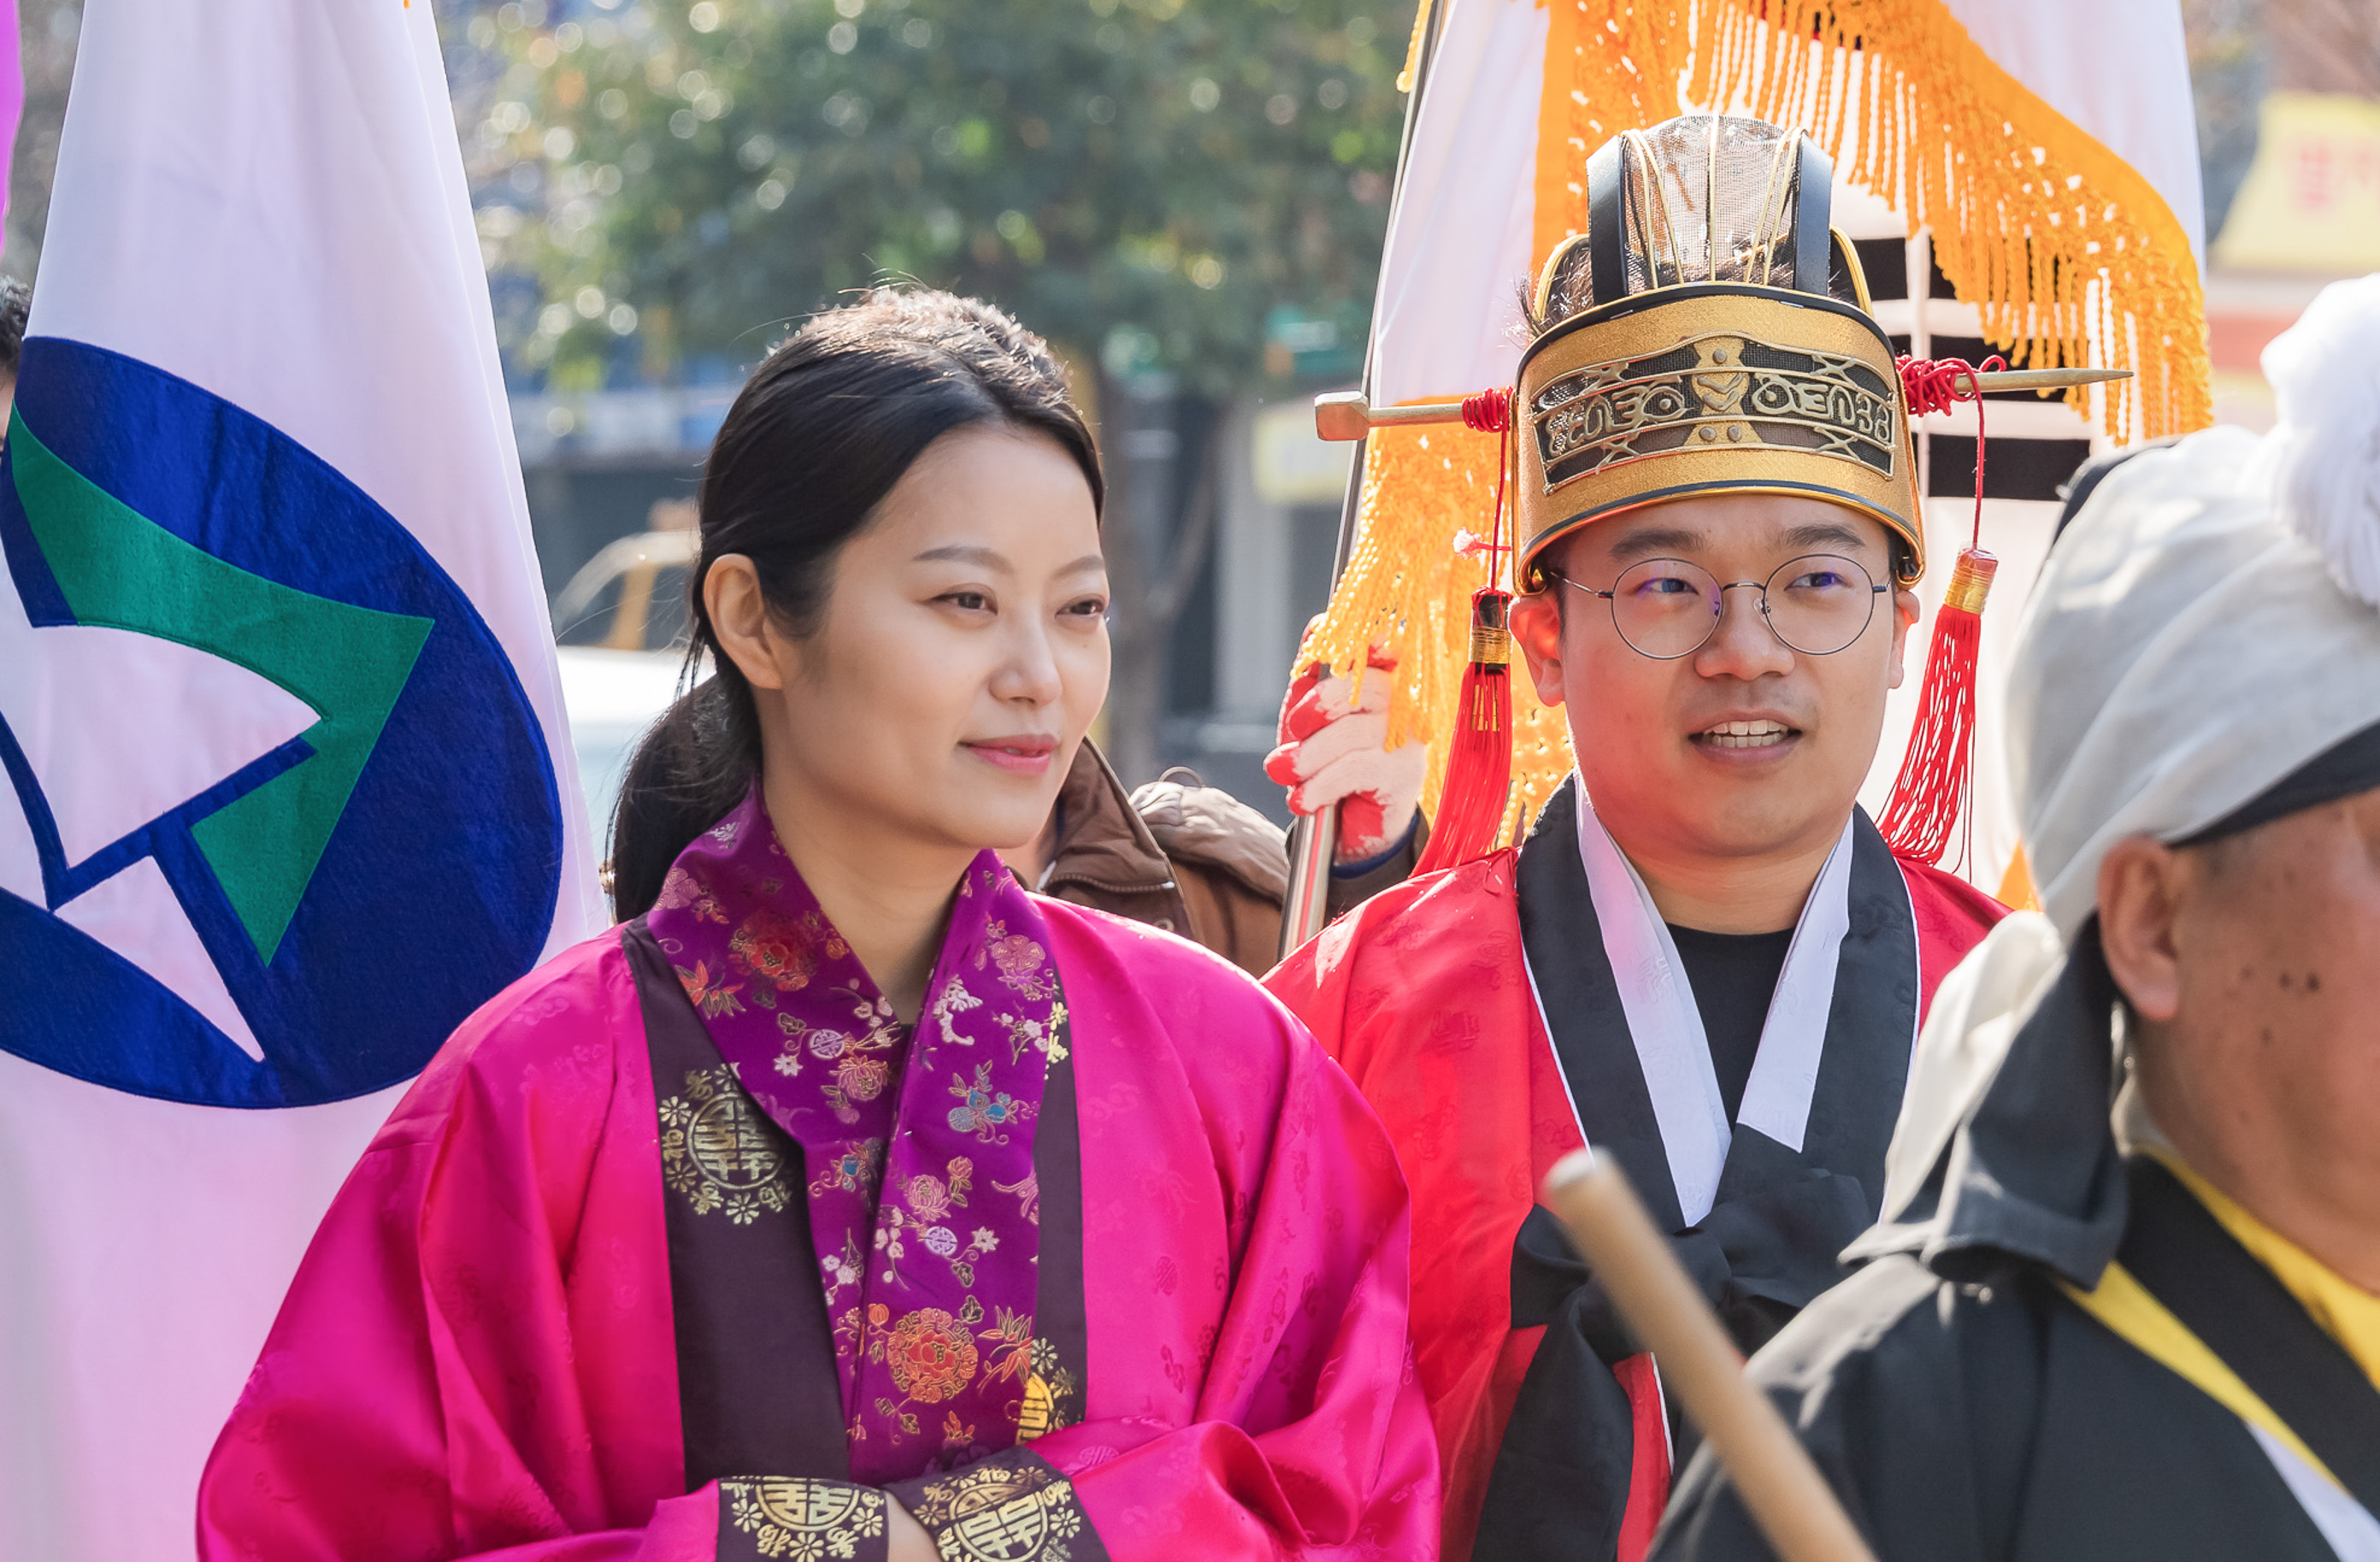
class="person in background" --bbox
[1266,115,2004,1562]
[0,274,31,426]
[199,286,1437,1561]
[1654,274,2380,1562]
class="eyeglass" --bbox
[1540,553,1890,659]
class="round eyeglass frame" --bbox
[1539,552,1891,660]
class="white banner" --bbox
[0,0,603,1553]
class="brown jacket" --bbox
[1040,742,1417,976]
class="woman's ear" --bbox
[1507,588,1569,709]
[2098,834,2187,1023]
[704,555,793,693]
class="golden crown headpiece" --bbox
[1318,114,2125,587]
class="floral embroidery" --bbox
[657,1066,790,1223]
[676,960,746,1018]
[721,1477,886,1562]
[992,1171,1041,1226]
[810,1138,883,1199]
[930,976,985,1046]
[645,790,1068,1485]
[981,1307,1036,1388]
[979,921,1058,1003]
[996,1010,1066,1066]
[886,1307,980,1404]
[729,906,831,993]
[900,1158,973,1221]
[822,1232,863,1304]
[655,864,728,922]
[948,1061,1033,1143]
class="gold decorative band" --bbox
[1943,549,1999,616]
[1515,287,1923,585]
[722,1477,889,1560]
[1468,592,1511,666]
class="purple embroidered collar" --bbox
[645,788,1066,1482]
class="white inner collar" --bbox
[1570,777,1856,1223]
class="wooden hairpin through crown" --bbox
[1313,366,2133,442]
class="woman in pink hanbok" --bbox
[197,289,1437,1562]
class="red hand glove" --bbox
[1265,648,1424,864]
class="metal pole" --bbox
[1276,0,1447,962]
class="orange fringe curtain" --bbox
[1305,0,2212,852]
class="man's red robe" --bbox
[1267,800,2003,1562]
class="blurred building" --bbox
[2195,0,2380,429]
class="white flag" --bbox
[0,0,604,1554]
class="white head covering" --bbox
[2008,274,2380,940]
[1876,274,2380,1221]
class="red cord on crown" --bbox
[1455,386,1517,586]
[1897,353,2005,551]
[1461,386,1511,433]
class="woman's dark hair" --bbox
[605,287,1103,921]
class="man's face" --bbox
[2105,789,2380,1272]
[1507,492,1918,868]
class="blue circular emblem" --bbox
[0,339,563,1106]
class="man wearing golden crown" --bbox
[1268,113,2007,1562]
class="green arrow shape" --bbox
[11,411,433,962]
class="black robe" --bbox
[1652,928,2380,1561]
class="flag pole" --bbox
[1277,0,1448,961]
[1541,1151,1881,1562]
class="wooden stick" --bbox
[1540,1150,1880,1562]
[1278,0,1451,961]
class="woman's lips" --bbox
[963,738,1057,775]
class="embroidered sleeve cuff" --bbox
[886,1447,1110,1562]
[716,1477,891,1562]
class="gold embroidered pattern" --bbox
[722,1477,888,1561]
[1016,1338,1081,1443]
[659,1065,792,1223]
[1533,331,1899,491]
[904,1458,1087,1562]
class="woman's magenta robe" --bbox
[197,901,1438,1559]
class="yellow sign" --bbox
[2215,92,2380,274]
[1252,400,1357,505]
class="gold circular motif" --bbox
[945,1492,1050,1560]
[755,1480,872,1533]
[688,1092,782,1190]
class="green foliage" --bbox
[459,0,1414,392]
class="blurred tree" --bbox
[459,0,1406,392]
[2266,0,2380,94]
[453,0,1413,780]
[2184,0,2268,240]
[6,0,84,279]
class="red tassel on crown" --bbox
[1415,388,1517,876]
[1877,354,2006,868]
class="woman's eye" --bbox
[1062,597,1110,620]
[940,590,991,611]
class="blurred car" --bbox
[551,507,703,852]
